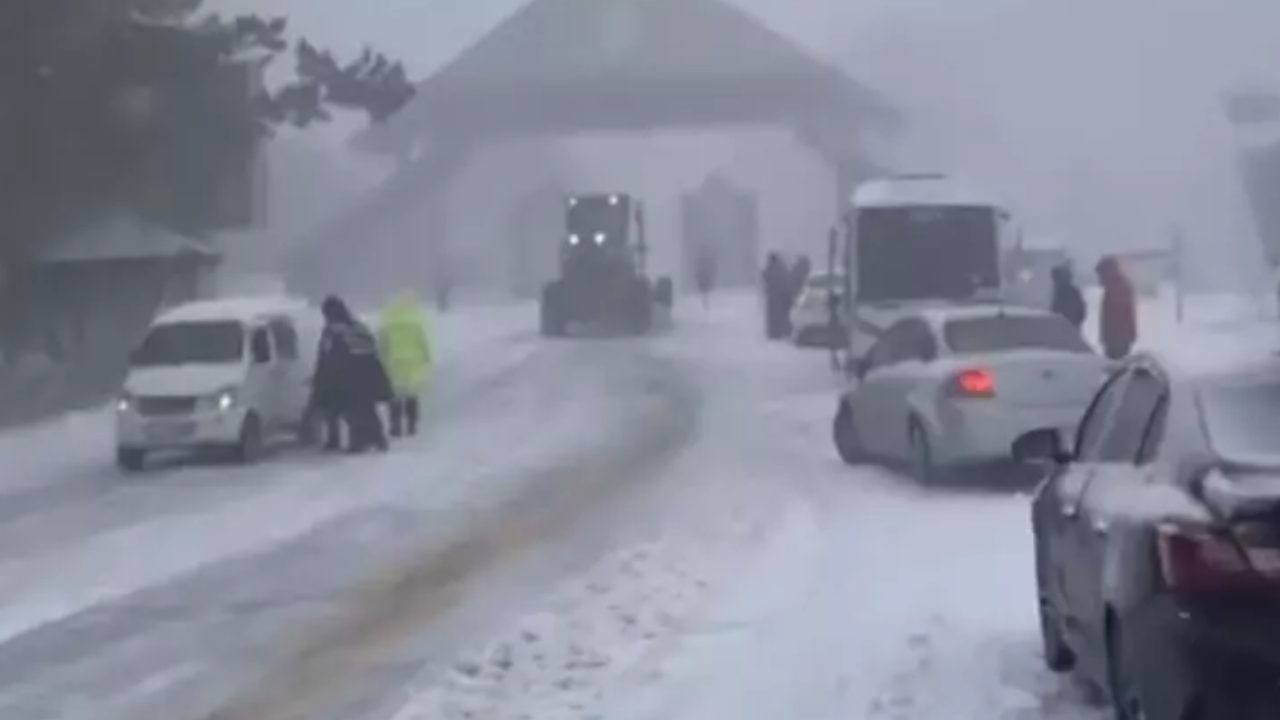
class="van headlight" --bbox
[207,386,238,412]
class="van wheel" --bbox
[116,447,146,472]
[233,413,264,464]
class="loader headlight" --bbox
[594,232,605,244]
[116,394,133,413]
[568,234,580,245]
[608,195,618,205]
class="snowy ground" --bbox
[0,289,1268,720]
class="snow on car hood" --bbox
[124,364,246,397]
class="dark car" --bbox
[1013,352,1280,720]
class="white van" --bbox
[114,296,322,471]
[835,174,1018,359]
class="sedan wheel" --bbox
[908,420,940,486]
[833,401,866,466]
[1109,627,1150,720]
[1038,597,1074,672]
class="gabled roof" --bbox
[427,0,846,91]
[361,0,893,150]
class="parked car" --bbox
[832,304,1108,484]
[790,272,846,348]
[1016,352,1280,720]
[114,296,322,471]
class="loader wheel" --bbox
[631,280,653,334]
[540,282,567,337]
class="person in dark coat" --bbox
[1096,255,1138,360]
[313,296,392,453]
[1050,264,1087,330]
[762,252,791,339]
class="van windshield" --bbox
[854,206,1000,303]
[131,321,245,367]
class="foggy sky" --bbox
[214,0,1280,286]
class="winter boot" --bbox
[388,399,404,438]
[406,396,420,436]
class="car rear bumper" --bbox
[932,402,1082,466]
[1124,594,1280,719]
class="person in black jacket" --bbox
[762,253,791,339]
[312,296,392,453]
[1050,264,1087,330]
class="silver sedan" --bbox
[832,304,1111,484]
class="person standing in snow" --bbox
[1095,255,1137,360]
[762,252,791,339]
[694,250,716,311]
[1050,263,1087,330]
[313,295,392,453]
[377,290,432,438]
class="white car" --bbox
[790,273,847,348]
[114,296,322,471]
[831,304,1110,484]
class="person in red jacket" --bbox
[1095,255,1137,359]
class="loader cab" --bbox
[541,192,665,337]
[564,194,643,261]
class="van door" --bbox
[246,325,280,429]
[267,318,307,428]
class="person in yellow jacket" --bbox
[376,290,433,437]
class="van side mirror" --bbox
[1012,428,1070,464]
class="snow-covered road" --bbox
[0,290,1269,720]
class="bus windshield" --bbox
[854,205,1000,303]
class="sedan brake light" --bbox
[948,368,994,398]
[1157,522,1280,592]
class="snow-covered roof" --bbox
[41,216,218,263]
[851,176,1001,209]
[155,296,312,325]
[357,0,891,151]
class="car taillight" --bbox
[949,368,994,398]
[1156,523,1280,592]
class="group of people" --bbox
[761,252,812,339]
[310,292,433,454]
[1049,254,1138,360]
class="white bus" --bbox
[834,174,1018,359]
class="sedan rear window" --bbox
[943,315,1091,355]
[1200,377,1280,459]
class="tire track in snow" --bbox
[370,301,844,720]
[0,340,678,720]
[141,342,701,720]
